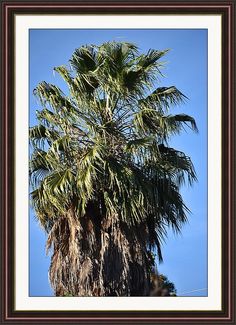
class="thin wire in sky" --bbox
[178,288,207,296]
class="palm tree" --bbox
[30,41,197,297]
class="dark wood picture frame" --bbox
[0,1,235,324]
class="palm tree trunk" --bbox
[47,209,151,296]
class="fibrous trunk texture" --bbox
[47,205,151,296]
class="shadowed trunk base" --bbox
[47,208,151,297]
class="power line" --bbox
[178,288,207,296]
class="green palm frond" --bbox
[29,124,60,148]
[45,169,75,196]
[133,108,197,140]
[137,49,169,73]
[30,149,51,187]
[70,45,97,74]
[140,86,187,113]
[125,136,154,152]
[169,114,198,132]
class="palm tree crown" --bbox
[30,41,197,296]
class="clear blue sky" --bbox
[29,29,207,297]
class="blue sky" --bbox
[29,29,207,297]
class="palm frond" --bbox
[140,86,188,113]
[137,49,169,70]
